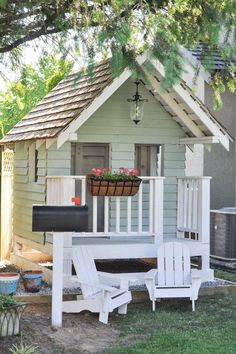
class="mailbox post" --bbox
[32,205,89,328]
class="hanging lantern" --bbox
[127,80,148,124]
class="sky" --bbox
[0,36,86,91]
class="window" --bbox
[135,145,163,176]
[28,143,38,182]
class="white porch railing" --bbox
[177,177,211,242]
[46,176,165,243]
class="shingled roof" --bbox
[1,56,233,150]
[190,43,236,71]
[1,61,113,144]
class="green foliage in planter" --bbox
[90,167,140,181]
[0,295,17,310]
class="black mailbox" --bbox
[32,205,89,232]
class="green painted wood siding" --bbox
[76,79,186,237]
[13,142,46,244]
[47,142,71,176]
[13,141,72,244]
[163,144,185,237]
[12,78,186,243]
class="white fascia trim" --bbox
[179,137,220,145]
[141,64,203,138]
[149,58,230,151]
[57,54,148,149]
[57,69,131,148]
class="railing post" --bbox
[177,179,184,238]
[47,177,75,205]
[198,177,211,243]
[198,177,213,279]
[81,177,86,205]
[52,232,64,328]
[154,178,165,245]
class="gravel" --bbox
[0,261,231,298]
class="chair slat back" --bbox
[72,246,100,298]
[157,242,191,287]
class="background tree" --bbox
[0,0,235,107]
[0,54,73,138]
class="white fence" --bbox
[177,177,211,242]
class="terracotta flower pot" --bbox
[21,270,43,293]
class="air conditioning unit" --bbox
[210,208,236,259]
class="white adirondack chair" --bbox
[144,242,201,312]
[62,246,135,324]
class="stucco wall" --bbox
[204,85,236,209]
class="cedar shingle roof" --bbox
[1,61,113,143]
[0,57,232,148]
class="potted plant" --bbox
[0,295,26,337]
[87,167,142,196]
[0,273,20,295]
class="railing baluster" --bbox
[183,180,188,228]
[116,197,120,233]
[138,182,143,233]
[188,179,193,229]
[193,180,198,230]
[127,197,131,233]
[149,180,154,233]
[104,196,109,233]
[81,177,86,205]
[93,196,97,233]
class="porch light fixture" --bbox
[127,80,148,125]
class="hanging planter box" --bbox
[0,303,26,337]
[87,176,142,197]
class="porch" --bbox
[46,175,213,283]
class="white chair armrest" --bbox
[191,269,201,279]
[70,276,114,293]
[144,269,158,302]
[144,269,158,281]
[98,271,137,283]
[190,270,201,301]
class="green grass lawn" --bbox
[215,269,236,283]
[108,280,236,354]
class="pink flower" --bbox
[91,168,103,176]
[129,169,139,176]
[90,167,139,180]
